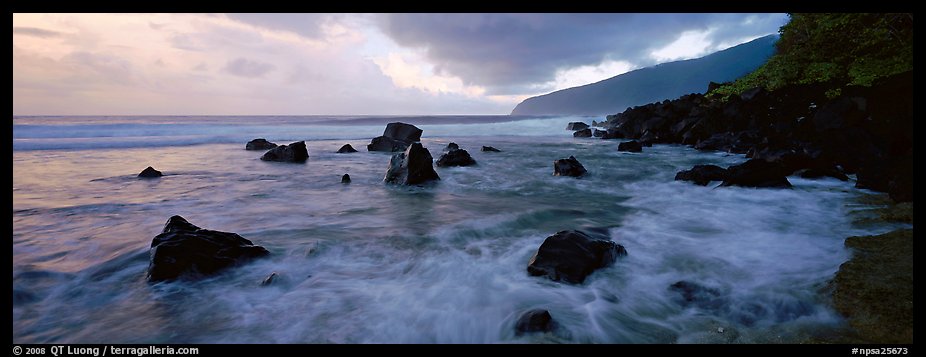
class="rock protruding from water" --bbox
[832,228,912,343]
[341,174,351,184]
[482,146,501,152]
[246,138,278,151]
[720,159,791,188]
[675,165,728,186]
[553,156,587,177]
[436,148,476,167]
[336,144,358,153]
[515,309,557,336]
[527,230,627,284]
[566,122,589,131]
[368,122,423,152]
[573,128,592,137]
[444,142,459,152]
[384,142,440,185]
[147,215,270,282]
[668,281,726,310]
[138,166,163,178]
[260,272,279,286]
[261,141,309,163]
[618,140,643,152]
[798,165,849,181]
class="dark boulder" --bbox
[617,140,643,153]
[260,272,279,286]
[444,142,459,151]
[138,166,163,178]
[600,129,625,140]
[336,144,358,153]
[675,165,728,186]
[367,136,411,152]
[798,165,849,181]
[668,281,726,310]
[436,149,476,167]
[341,174,351,184]
[593,129,606,138]
[553,156,587,177]
[566,122,589,131]
[720,159,792,188]
[481,146,501,152]
[368,122,423,152]
[573,128,592,137]
[147,215,270,282]
[515,309,557,336]
[246,138,278,151]
[261,141,309,163]
[527,230,627,284]
[384,142,440,185]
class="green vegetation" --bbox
[711,13,913,98]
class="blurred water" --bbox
[11,116,901,343]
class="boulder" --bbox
[675,165,728,186]
[720,159,792,188]
[797,165,849,181]
[341,174,351,184]
[444,142,459,152]
[261,141,309,163]
[481,146,501,152]
[368,122,423,152]
[566,122,589,131]
[593,129,606,138]
[553,156,587,177]
[246,138,278,151]
[436,149,476,167]
[527,230,627,284]
[147,216,270,282]
[138,166,163,178]
[515,309,557,336]
[336,144,358,153]
[384,142,440,185]
[260,272,279,286]
[573,128,592,137]
[618,140,643,153]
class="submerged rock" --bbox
[566,122,589,131]
[675,165,728,186]
[527,230,627,284]
[336,144,358,153]
[138,166,163,178]
[246,138,278,151]
[515,309,557,336]
[147,215,270,282]
[668,281,726,310]
[553,156,587,177]
[384,142,440,185]
[720,159,791,188]
[481,146,501,152]
[617,140,643,153]
[832,229,912,343]
[573,128,592,137]
[341,174,351,184]
[368,122,423,152]
[261,141,309,163]
[260,272,279,286]
[436,148,476,167]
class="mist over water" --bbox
[12,116,902,343]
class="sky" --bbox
[12,13,788,115]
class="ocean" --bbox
[11,115,906,343]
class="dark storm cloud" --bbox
[377,13,787,95]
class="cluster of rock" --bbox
[598,71,912,201]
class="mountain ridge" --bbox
[510,35,778,116]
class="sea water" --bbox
[12,115,905,343]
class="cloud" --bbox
[224,58,276,78]
[13,26,62,38]
[377,13,788,95]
